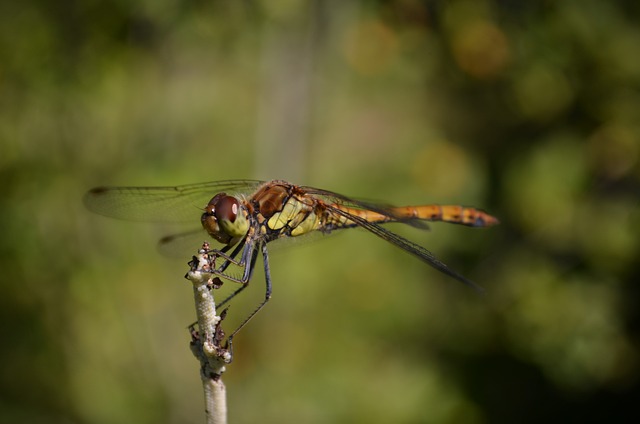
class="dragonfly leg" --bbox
[227,242,273,347]
[209,239,246,270]
[215,241,260,308]
[206,236,254,286]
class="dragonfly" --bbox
[84,179,498,340]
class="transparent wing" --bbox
[157,228,212,257]
[83,179,263,222]
[322,202,484,292]
[299,185,430,230]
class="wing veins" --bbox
[325,204,484,293]
[83,179,263,222]
[301,186,429,230]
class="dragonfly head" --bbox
[201,194,249,246]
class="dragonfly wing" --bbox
[83,179,263,222]
[300,186,430,230]
[157,228,211,257]
[324,203,484,292]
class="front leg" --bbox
[209,239,246,271]
[214,237,260,308]
[226,242,273,353]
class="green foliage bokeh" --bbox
[1,1,639,423]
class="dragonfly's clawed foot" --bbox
[208,277,224,290]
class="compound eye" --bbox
[213,195,239,223]
[204,203,216,216]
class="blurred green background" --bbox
[2,0,640,423]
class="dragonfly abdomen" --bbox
[332,205,499,228]
[404,205,498,227]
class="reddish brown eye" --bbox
[204,193,226,216]
[204,203,215,216]
[214,195,239,223]
[202,193,236,245]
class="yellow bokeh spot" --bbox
[451,20,510,79]
[512,65,574,121]
[411,141,472,197]
[343,20,398,76]
[587,124,638,179]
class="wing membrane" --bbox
[324,203,484,292]
[83,179,263,222]
[300,186,430,230]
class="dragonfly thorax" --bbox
[201,193,249,246]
